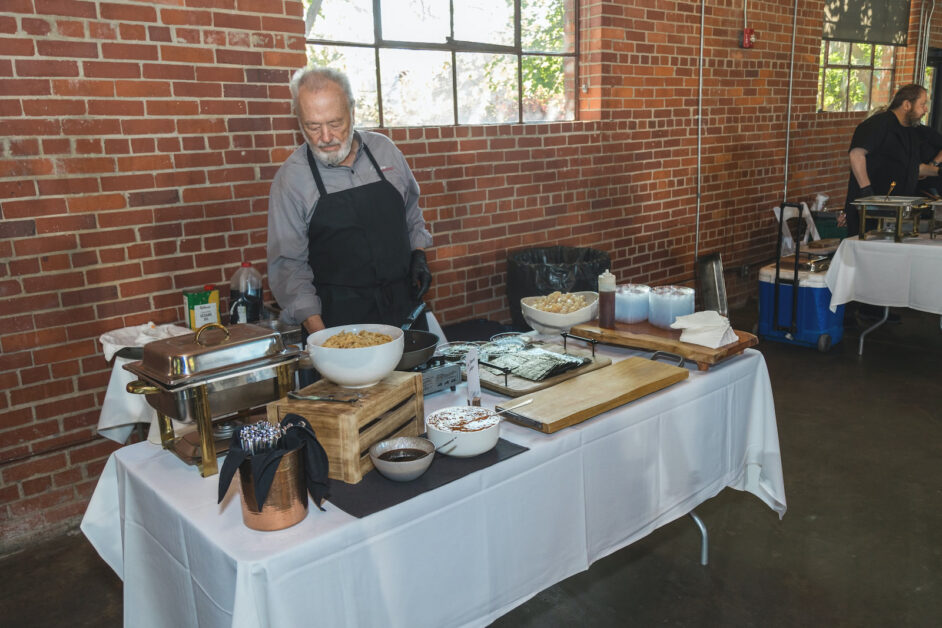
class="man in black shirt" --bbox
[842,84,940,236]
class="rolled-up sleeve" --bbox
[267,154,321,325]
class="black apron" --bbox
[305,141,413,328]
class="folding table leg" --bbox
[858,306,889,356]
[689,510,708,566]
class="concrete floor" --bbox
[2,302,940,627]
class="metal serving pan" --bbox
[124,323,300,423]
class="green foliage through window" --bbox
[301,0,577,127]
[817,40,896,113]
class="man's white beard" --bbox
[311,131,354,166]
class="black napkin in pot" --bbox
[280,413,330,509]
[217,414,330,511]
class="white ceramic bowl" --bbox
[307,324,404,388]
[369,436,435,482]
[520,291,599,335]
[425,406,500,458]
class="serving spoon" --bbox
[493,398,534,416]
[287,391,360,403]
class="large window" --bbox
[926,65,936,123]
[817,40,897,112]
[302,0,578,127]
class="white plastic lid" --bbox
[598,269,616,291]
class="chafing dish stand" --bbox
[125,323,300,476]
[851,196,933,242]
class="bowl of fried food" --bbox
[520,290,599,335]
[306,324,404,388]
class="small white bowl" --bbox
[425,406,500,457]
[307,324,404,388]
[369,436,435,482]
[520,291,599,335]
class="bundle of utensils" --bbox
[218,415,331,511]
[239,422,286,456]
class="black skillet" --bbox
[396,302,440,370]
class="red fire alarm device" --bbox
[740,28,756,48]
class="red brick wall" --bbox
[0,0,309,550]
[0,0,932,550]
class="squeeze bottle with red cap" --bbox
[598,269,616,329]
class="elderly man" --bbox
[267,67,433,334]
[842,83,941,236]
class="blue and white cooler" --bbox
[758,262,844,352]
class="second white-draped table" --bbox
[825,235,942,354]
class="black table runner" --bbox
[327,438,528,518]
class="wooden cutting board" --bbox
[569,321,757,371]
[478,343,612,397]
[496,356,688,433]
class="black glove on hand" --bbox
[409,249,432,300]
[857,185,874,199]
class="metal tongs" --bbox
[287,391,361,403]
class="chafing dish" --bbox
[125,323,300,476]
[779,253,830,273]
[850,196,932,242]
[929,200,942,239]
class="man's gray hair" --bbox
[290,67,356,114]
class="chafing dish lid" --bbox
[850,196,926,207]
[126,323,300,387]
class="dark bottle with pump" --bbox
[229,261,263,324]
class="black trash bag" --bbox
[506,246,611,329]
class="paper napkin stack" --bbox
[669,311,738,349]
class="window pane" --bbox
[457,53,517,124]
[455,1,513,46]
[307,0,374,44]
[822,68,847,111]
[926,67,935,121]
[871,70,893,108]
[381,0,449,43]
[848,69,872,111]
[874,44,895,68]
[522,55,571,121]
[828,41,849,65]
[379,49,453,126]
[850,43,872,66]
[522,0,573,53]
[307,45,380,127]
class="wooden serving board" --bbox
[569,320,758,371]
[496,356,688,434]
[478,343,612,397]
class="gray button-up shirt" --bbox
[267,131,433,325]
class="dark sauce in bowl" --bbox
[378,448,429,462]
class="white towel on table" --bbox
[670,311,738,349]
[99,322,191,361]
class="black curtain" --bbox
[822,0,911,45]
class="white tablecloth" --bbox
[825,235,942,314]
[97,356,193,445]
[81,346,785,628]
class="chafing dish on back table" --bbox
[851,196,933,242]
[124,323,301,476]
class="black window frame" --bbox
[303,0,580,127]
[817,39,898,113]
